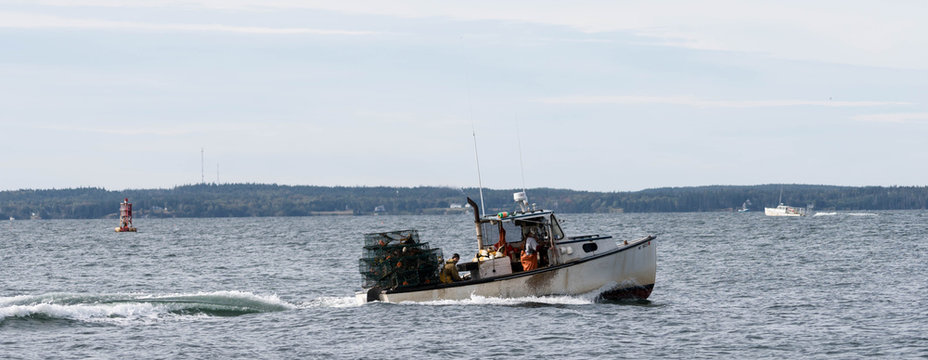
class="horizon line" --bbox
[2,182,924,193]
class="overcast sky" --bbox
[2,1,927,192]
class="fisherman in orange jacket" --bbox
[520,231,539,271]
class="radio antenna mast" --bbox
[201,148,205,184]
[516,120,527,202]
[472,126,486,216]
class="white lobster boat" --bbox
[764,203,809,217]
[356,194,657,303]
[765,188,813,217]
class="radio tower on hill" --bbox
[201,148,205,184]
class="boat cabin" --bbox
[457,196,617,281]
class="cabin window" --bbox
[582,243,598,253]
[515,218,543,238]
[549,215,565,240]
[479,222,496,248]
[480,221,521,248]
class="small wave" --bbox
[813,212,837,216]
[847,212,878,216]
[0,291,294,325]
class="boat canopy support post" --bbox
[546,218,561,266]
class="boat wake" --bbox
[390,283,637,307]
[813,212,878,217]
[0,291,295,325]
[306,288,637,308]
[299,296,362,308]
[404,294,595,307]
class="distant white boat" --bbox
[765,188,812,217]
[764,204,809,217]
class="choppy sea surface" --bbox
[2,211,926,359]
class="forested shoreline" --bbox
[1,183,927,219]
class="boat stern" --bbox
[355,286,384,304]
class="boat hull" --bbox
[358,236,656,303]
[764,206,806,217]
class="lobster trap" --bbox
[359,230,443,289]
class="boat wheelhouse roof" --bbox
[479,210,553,223]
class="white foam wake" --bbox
[813,212,878,217]
[1,302,164,324]
[354,282,627,306]
[299,296,362,308]
[847,212,878,216]
[0,291,296,324]
[408,293,596,306]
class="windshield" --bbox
[549,215,565,240]
[480,221,521,248]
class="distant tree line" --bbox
[1,183,926,219]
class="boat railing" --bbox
[567,234,600,241]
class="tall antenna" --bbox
[200,148,204,184]
[516,120,527,202]
[472,126,486,216]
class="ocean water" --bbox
[2,211,926,359]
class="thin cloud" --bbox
[0,11,377,35]
[35,122,320,137]
[537,95,910,108]
[853,113,928,124]
[37,123,204,136]
[12,2,928,69]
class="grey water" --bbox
[2,211,926,359]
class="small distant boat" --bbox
[8,216,13,221]
[737,199,752,213]
[764,189,812,217]
[115,198,137,232]
[764,204,809,217]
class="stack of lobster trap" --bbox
[359,230,443,290]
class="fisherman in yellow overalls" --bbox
[439,253,462,283]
